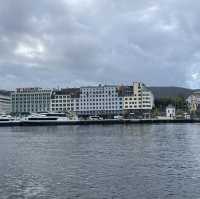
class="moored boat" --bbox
[22,112,78,123]
[0,115,15,122]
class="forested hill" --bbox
[149,87,194,99]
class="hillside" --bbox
[149,87,193,99]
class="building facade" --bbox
[11,82,154,116]
[186,92,200,112]
[77,85,123,117]
[0,91,11,114]
[11,88,52,113]
[122,82,154,112]
[50,88,80,113]
[166,105,176,118]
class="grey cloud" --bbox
[0,0,200,89]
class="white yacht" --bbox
[22,112,78,122]
[0,115,15,122]
[89,116,103,120]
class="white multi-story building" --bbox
[123,82,154,112]
[11,88,52,113]
[166,105,176,118]
[11,82,154,116]
[78,85,123,116]
[0,91,11,114]
[50,88,80,113]
[186,92,200,112]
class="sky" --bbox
[0,0,200,89]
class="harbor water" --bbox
[1,124,200,198]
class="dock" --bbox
[0,119,200,127]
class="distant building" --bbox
[0,91,11,114]
[50,88,80,113]
[11,88,52,113]
[11,82,154,117]
[122,82,154,113]
[77,85,123,117]
[186,92,200,112]
[166,105,176,118]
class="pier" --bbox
[1,119,200,127]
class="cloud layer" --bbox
[0,0,200,89]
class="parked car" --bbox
[114,115,123,119]
[89,116,103,120]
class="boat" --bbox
[89,116,103,120]
[0,114,20,126]
[0,115,15,122]
[22,112,78,123]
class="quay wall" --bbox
[0,119,200,127]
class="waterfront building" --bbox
[11,88,52,113]
[186,92,200,112]
[0,91,11,114]
[11,82,154,117]
[166,105,176,118]
[122,82,154,113]
[50,88,80,113]
[78,85,123,117]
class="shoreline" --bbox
[0,119,200,127]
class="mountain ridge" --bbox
[149,86,194,99]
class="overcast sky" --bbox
[0,0,200,89]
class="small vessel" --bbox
[89,116,103,120]
[0,115,15,122]
[0,114,20,126]
[22,112,78,123]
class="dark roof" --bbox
[117,86,133,96]
[0,90,11,96]
[52,88,80,98]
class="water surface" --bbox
[0,124,200,199]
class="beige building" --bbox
[50,88,80,113]
[186,92,200,112]
[123,82,154,111]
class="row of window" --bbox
[124,105,151,109]
[16,89,51,93]
[0,101,11,104]
[80,102,121,106]
[13,102,49,104]
[52,104,76,107]
[51,98,123,103]
[52,100,73,103]
[80,106,122,110]
[81,89,117,93]
[53,103,126,107]
[0,98,10,101]
[80,97,122,101]
[124,97,143,100]
[12,97,50,100]
[78,110,122,114]
[54,95,71,99]
[14,105,48,108]
[125,101,151,105]
[12,95,50,98]
[81,94,119,97]
[52,108,75,111]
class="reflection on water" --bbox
[0,124,200,198]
